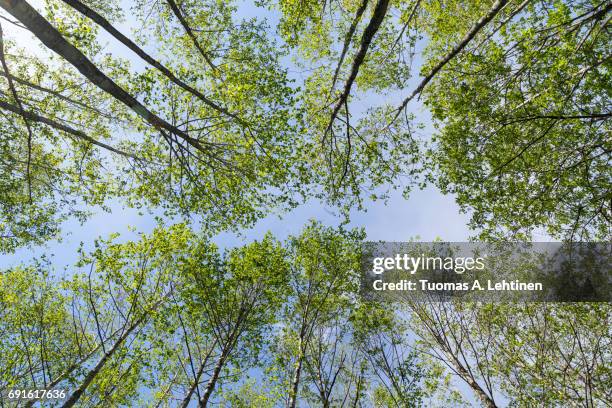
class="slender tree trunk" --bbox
[24,344,103,408]
[329,0,369,91]
[59,0,241,123]
[61,312,150,408]
[179,360,206,408]
[164,0,217,71]
[321,394,330,408]
[287,341,305,408]
[450,356,497,408]
[326,0,390,130]
[198,347,229,407]
[0,0,209,154]
[198,299,252,406]
[393,0,508,120]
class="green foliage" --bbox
[2,223,611,406]
[421,0,611,240]
[1,0,611,405]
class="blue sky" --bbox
[0,187,473,268]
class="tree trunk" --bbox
[451,357,498,408]
[198,348,228,407]
[327,0,390,129]
[24,344,103,408]
[287,344,304,408]
[59,0,240,123]
[60,317,142,407]
[179,360,206,408]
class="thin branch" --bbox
[0,70,119,119]
[59,0,242,125]
[392,0,508,123]
[165,0,217,71]
[0,98,141,160]
[0,0,212,155]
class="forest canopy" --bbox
[0,0,607,249]
[0,0,610,406]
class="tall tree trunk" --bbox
[198,347,229,407]
[450,355,497,408]
[61,311,151,408]
[287,340,305,408]
[179,360,206,408]
[59,0,241,123]
[329,0,369,91]
[23,343,104,408]
[393,0,508,120]
[326,0,390,130]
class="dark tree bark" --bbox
[326,0,390,134]
[329,0,369,91]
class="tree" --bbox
[0,0,301,252]
[2,0,608,249]
[270,221,364,408]
[353,304,427,408]
[0,261,83,403]
[402,299,612,407]
[177,233,290,406]
[419,0,611,240]
[263,0,610,240]
[0,224,180,407]
[1,0,610,403]
[271,222,438,408]
[4,223,610,406]
[262,0,423,203]
[0,224,295,406]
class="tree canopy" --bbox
[2,223,610,406]
[0,0,610,406]
[1,0,607,249]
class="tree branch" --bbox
[392,0,508,123]
[329,0,369,92]
[0,98,141,160]
[165,0,217,71]
[59,0,241,124]
[325,0,390,139]
[0,22,33,201]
